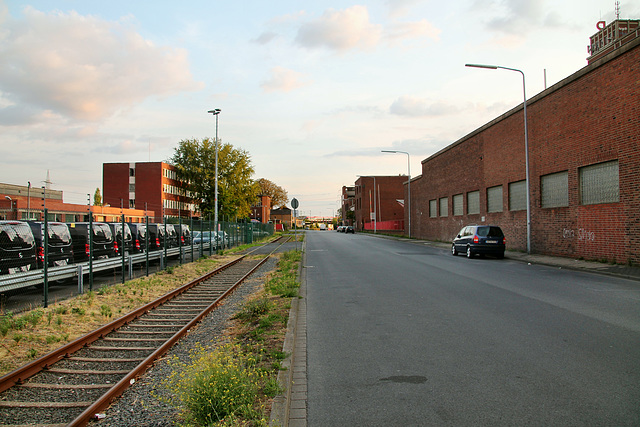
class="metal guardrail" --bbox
[0,244,214,294]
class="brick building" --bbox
[270,206,293,229]
[0,182,152,222]
[340,186,355,226]
[103,162,195,220]
[354,176,407,232]
[250,195,271,223]
[409,27,639,265]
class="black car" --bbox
[127,223,147,253]
[452,225,505,259]
[108,223,133,256]
[177,224,191,246]
[0,221,37,274]
[67,222,116,261]
[345,226,355,234]
[146,224,168,251]
[27,222,73,269]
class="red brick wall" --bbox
[411,39,639,264]
[355,176,407,231]
[102,163,130,208]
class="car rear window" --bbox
[48,223,71,244]
[94,224,113,242]
[0,223,35,248]
[477,226,504,237]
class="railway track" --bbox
[0,236,291,426]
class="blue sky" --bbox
[1,0,636,216]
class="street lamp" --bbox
[382,150,411,238]
[207,108,221,245]
[4,196,12,220]
[465,63,531,254]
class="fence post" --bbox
[43,209,49,308]
[121,213,126,284]
[145,216,149,277]
[77,264,83,294]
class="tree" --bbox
[93,188,102,206]
[171,138,258,219]
[257,178,289,208]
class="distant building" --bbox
[271,206,293,229]
[354,176,407,232]
[341,186,355,226]
[103,162,196,220]
[0,182,152,222]
[250,195,271,223]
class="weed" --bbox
[46,311,54,325]
[56,315,63,327]
[13,333,23,344]
[100,305,113,318]
[55,306,68,315]
[27,348,37,359]
[72,307,86,316]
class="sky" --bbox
[1,0,636,217]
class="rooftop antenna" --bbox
[615,1,620,19]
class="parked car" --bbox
[27,221,73,269]
[127,223,147,253]
[165,224,178,248]
[107,223,133,256]
[146,224,167,251]
[345,226,355,234]
[336,226,345,232]
[177,224,191,246]
[0,221,37,274]
[451,225,505,259]
[66,222,115,261]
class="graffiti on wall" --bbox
[563,228,596,241]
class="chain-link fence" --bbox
[0,210,274,310]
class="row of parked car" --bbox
[0,220,200,275]
[336,225,355,234]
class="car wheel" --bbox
[451,244,458,256]
[466,246,473,259]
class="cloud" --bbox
[295,6,383,52]
[294,5,439,53]
[390,96,459,117]
[0,6,203,124]
[474,0,563,35]
[261,67,310,93]
[252,31,279,45]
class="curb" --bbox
[270,238,307,426]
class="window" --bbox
[487,186,503,213]
[453,194,463,216]
[439,197,448,217]
[467,191,480,215]
[129,183,135,192]
[580,160,619,205]
[129,168,135,177]
[541,171,568,208]
[509,180,526,211]
[429,200,437,218]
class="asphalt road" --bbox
[305,231,640,426]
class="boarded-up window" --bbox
[487,186,503,213]
[429,200,437,218]
[509,180,526,211]
[541,171,568,208]
[580,160,619,205]
[467,191,480,215]
[453,194,463,216]
[439,197,448,217]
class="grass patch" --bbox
[164,249,302,426]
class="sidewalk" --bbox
[269,235,640,426]
[416,239,640,282]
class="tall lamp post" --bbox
[382,150,411,238]
[207,108,221,246]
[465,63,530,254]
[4,196,13,220]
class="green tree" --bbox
[257,178,289,208]
[171,138,258,219]
[93,188,102,206]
